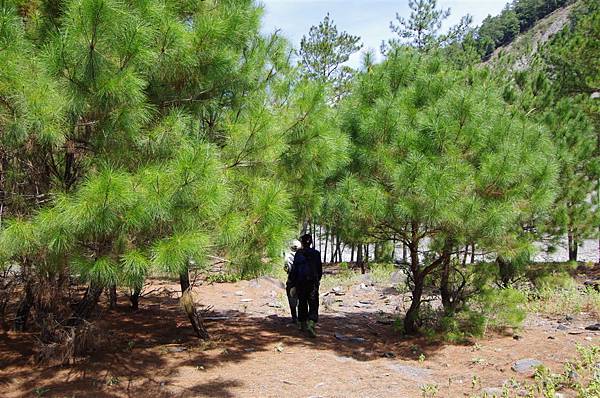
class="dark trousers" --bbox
[297,281,319,323]
[286,282,298,320]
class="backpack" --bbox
[293,251,316,284]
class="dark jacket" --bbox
[289,247,322,286]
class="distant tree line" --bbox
[476,0,575,59]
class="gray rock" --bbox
[267,302,281,308]
[390,270,405,285]
[481,387,504,397]
[386,364,432,382]
[585,323,600,331]
[512,359,543,373]
[334,332,367,344]
[557,324,569,331]
[249,276,285,290]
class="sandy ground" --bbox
[1,273,599,398]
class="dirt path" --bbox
[1,276,598,397]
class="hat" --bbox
[300,234,313,246]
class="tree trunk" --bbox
[336,236,342,262]
[350,245,355,262]
[179,270,209,339]
[462,245,469,267]
[108,284,117,310]
[13,282,34,332]
[404,275,423,335]
[357,244,365,274]
[68,283,103,326]
[497,256,516,288]
[470,244,475,264]
[440,243,456,315]
[319,225,323,254]
[402,243,407,263]
[330,232,336,263]
[129,288,141,311]
[323,229,329,263]
[567,231,578,262]
[365,244,369,263]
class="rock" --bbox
[557,324,569,331]
[334,332,366,344]
[234,291,245,296]
[381,351,396,358]
[481,387,504,397]
[332,286,344,295]
[168,346,187,353]
[585,323,600,331]
[512,359,543,374]
[240,298,253,302]
[565,315,574,321]
[249,276,285,290]
[390,270,405,285]
[359,274,373,284]
[386,364,432,382]
[267,302,281,308]
[584,280,600,291]
[354,302,372,308]
[554,393,566,398]
[548,336,556,340]
[513,335,522,340]
[359,300,374,305]
[322,295,335,307]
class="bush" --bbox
[474,287,527,333]
[205,273,242,284]
[369,263,396,284]
[533,272,577,290]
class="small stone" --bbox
[267,302,281,308]
[585,336,593,341]
[513,335,522,340]
[585,324,600,331]
[557,324,569,331]
[234,291,244,296]
[381,352,396,358]
[240,298,253,302]
[565,315,574,322]
[512,359,543,374]
[481,387,503,397]
[548,336,556,340]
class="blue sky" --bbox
[260,0,508,66]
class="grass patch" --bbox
[529,286,600,318]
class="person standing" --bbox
[290,233,322,337]
[284,240,301,324]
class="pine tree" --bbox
[0,0,348,345]
[298,13,362,102]
[334,49,556,334]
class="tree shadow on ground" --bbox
[0,286,450,397]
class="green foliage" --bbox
[474,287,527,331]
[475,0,573,59]
[298,13,362,101]
[332,47,555,333]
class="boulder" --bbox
[512,359,543,373]
[386,364,432,382]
